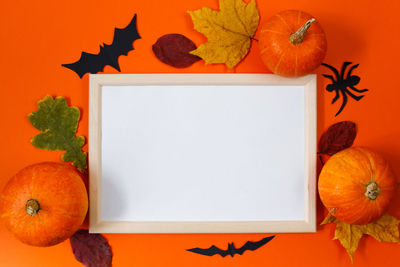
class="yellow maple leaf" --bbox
[362,214,400,243]
[321,213,400,263]
[187,0,259,69]
[333,220,364,263]
[321,212,337,225]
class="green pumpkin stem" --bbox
[289,18,316,45]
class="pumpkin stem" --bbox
[26,199,40,216]
[365,181,380,200]
[289,18,316,45]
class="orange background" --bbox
[1,0,400,266]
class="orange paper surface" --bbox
[1,0,400,266]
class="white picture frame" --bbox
[89,74,316,233]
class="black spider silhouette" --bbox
[321,62,368,116]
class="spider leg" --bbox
[340,62,352,80]
[331,90,340,104]
[322,74,336,83]
[321,63,340,81]
[344,88,365,101]
[335,90,348,116]
[349,85,368,93]
[346,64,359,78]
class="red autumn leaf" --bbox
[318,121,357,156]
[152,33,201,68]
[70,229,112,267]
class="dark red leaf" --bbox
[152,33,201,68]
[318,121,357,156]
[70,229,112,267]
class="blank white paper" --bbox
[101,85,305,222]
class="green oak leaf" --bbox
[28,95,87,172]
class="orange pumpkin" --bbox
[318,147,397,225]
[258,10,327,77]
[0,162,88,246]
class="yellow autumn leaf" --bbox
[187,0,259,69]
[362,214,400,243]
[320,212,337,225]
[333,220,364,263]
[321,213,400,263]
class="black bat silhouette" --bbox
[187,236,275,257]
[62,14,141,78]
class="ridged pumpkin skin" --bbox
[0,162,88,246]
[259,10,327,77]
[318,147,397,225]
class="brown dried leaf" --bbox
[152,34,201,68]
[318,121,357,156]
[70,229,112,267]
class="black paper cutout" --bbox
[62,14,141,78]
[321,62,368,116]
[187,236,275,257]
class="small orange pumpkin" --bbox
[0,162,88,246]
[258,10,327,77]
[318,147,397,225]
